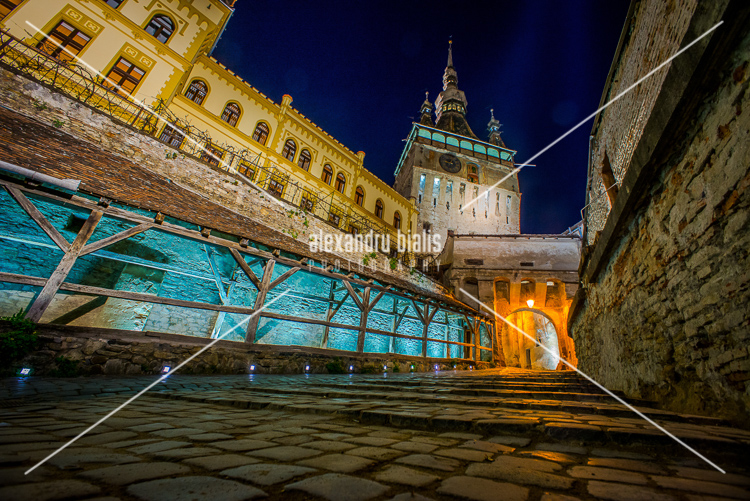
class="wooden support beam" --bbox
[26,210,103,322]
[80,223,152,256]
[230,248,261,290]
[245,259,275,343]
[356,287,371,353]
[5,186,70,252]
[421,304,439,357]
[321,280,336,349]
[269,266,300,290]
[342,280,363,310]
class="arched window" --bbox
[145,14,174,43]
[354,186,364,206]
[282,139,297,161]
[184,80,207,105]
[393,211,402,230]
[252,122,269,145]
[375,199,384,219]
[335,173,346,193]
[467,164,479,184]
[322,164,333,184]
[297,149,311,171]
[220,102,240,126]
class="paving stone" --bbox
[517,450,578,463]
[587,480,675,501]
[274,434,315,445]
[80,461,191,485]
[151,428,206,438]
[466,460,574,490]
[129,441,191,454]
[128,423,174,432]
[155,447,222,459]
[395,454,461,472]
[487,435,531,447]
[127,476,266,501]
[409,436,458,446]
[437,475,528,501]
[589,448,653,460]
[183,454,260,470]
[0,479,101,501]
[368,430,411,440]
[314,432,353,440]
[298,453,375,473]
[535,443,587,455]
[651,476,750,498]
[103,439,160,449]
[47,448,142,468]
[434,447,493,462]
[304,440,358,452]
[587,457,666,474]
[222,463,316,485]
[568,466,648,485]
[0,453,25,465]
[440,432,483,440]
[243,431,288,440]
[209,439,275,451]
[187,432,233,441]
[247,445,322,461]
[0,465,53,485]
[387,493,435,501]
[391,441,438,453]
[540,494,581,501]
[461,439,514,454]
[374,465,439,487]
[669,466,750,486]
[0,433,57,443]
[345,436,399,446]
[75,431,138,446]
[286,473,389,501]
[1,441,67,453]
[345,446,406,461]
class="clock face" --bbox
[439,153,462,173]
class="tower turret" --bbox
[419,91,434,126]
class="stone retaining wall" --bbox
[2,322,489,377]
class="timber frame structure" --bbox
[0,176,494,362]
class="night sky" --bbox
[212,0,631,234]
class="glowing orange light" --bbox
[526,299,534,308]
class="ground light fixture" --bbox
[383,365,387,371]
[305,365,310,372]
[17,367,32,376]
[349,365,354,371]
[161,365,171,374]
[434,365,439,371]
[250,365,255,371]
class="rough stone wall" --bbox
[585,0,698,244]
[573,11,750,426]
[1,322,488,376]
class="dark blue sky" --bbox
[213,0,631,234]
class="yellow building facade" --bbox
[1,0,417,250]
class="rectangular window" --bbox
[300,192,315,211]
[418,173,426,203]
[158,125,184,148]
[0,0,22,20]
[237,162,256,181]
[432,176,441,204]
[495,192,500,216]
[328,212,341,227]
[459,183,466,204]
[268,179,285,197]
[201,144,224,166]
[38,20,91,62]
[103,57,145,96]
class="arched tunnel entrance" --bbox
[502,308,561,370]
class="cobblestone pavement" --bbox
[1,369,749,500]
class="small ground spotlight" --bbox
[17,367,32,376]
[305,365,310,372]
[434,365,439,371]
[349,365,354,371]
[161,365,171,374]
[250,365,255,371]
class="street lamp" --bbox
[526,299,534,308]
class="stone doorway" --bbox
[504,309,561,370]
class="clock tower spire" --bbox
[433,40,477,139]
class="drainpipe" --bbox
[0,160,80,192]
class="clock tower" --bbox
[393,42,521,260]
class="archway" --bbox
[504,308,560,370]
